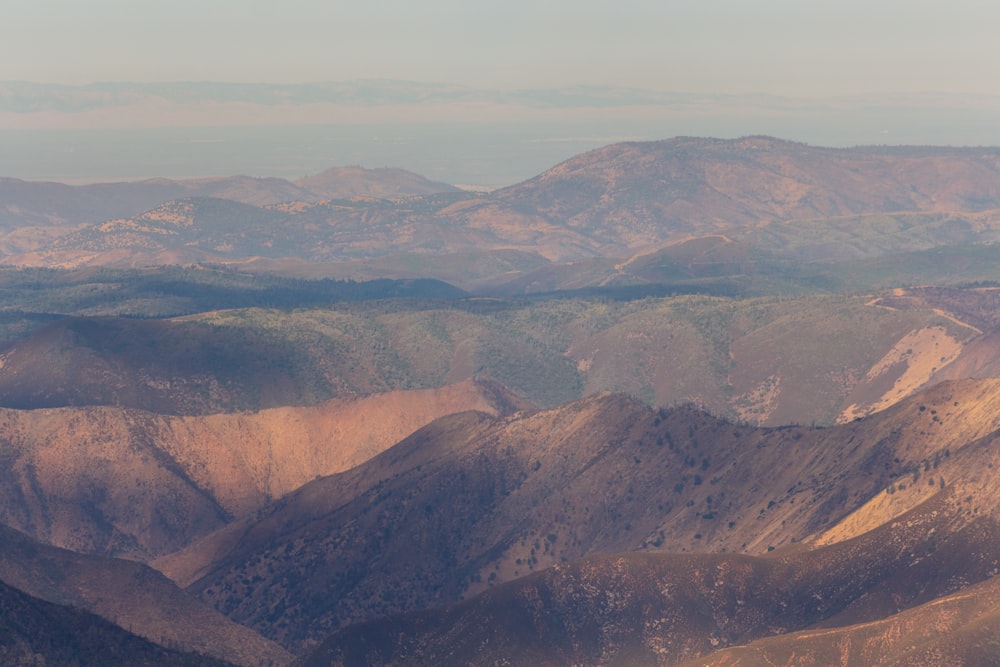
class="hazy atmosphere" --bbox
[3,0,1000,185]
[5,0,999,94]
[8,2,1000,666]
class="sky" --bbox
[3,0,999,96]
[3,1,1000,184]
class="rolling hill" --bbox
[0,284,993,427]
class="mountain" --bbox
[0,379,525,559]
[297,486,1000,666]
[0,310,488,415]
[5,135,1000,662]
[0,166,459,228]
[157,377,1000,651]
[0,283,990,429]
[493,136,1000,252]
[0,578,232,666]
[7,136,1000,268]
[0,524,291,667]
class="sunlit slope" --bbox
[296,486,1000,666]
[0,379,523,559]
[163,378,1000,651]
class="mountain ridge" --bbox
[159,377,1000,651]
[0,378,525,559]
[5,136,1000,267]
[0,523,290,666]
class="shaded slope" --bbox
[0,379,524,559]
[0,578,232,667]
[0,524,290,667]
[297,488,1000,666]
[163,379,1000,650]
[0,311,472,414]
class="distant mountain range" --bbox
[2,136,999,269]
[0,164,457,226]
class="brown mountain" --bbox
[9,136,1000,268]
[0,379,524,559]
[0,524,290,667]
[157,377,1000,651]
[493,136,1000,252]
[0,578,232,667]
[296,486,1000,666]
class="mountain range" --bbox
[3,136,1000,269]
[2,135,1000,664]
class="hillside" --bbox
[493,136,1000,251]
[0,283,989,426]
[683,575,1000,665]
[157,378,1000,651]
[0,379,524,559]
[296,487,1000,666]
[0,524,290,666]
[0,578,233,667]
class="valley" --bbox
[2,136,1000,664]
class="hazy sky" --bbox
[4,0,999,95]
[4,0,1000,183]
